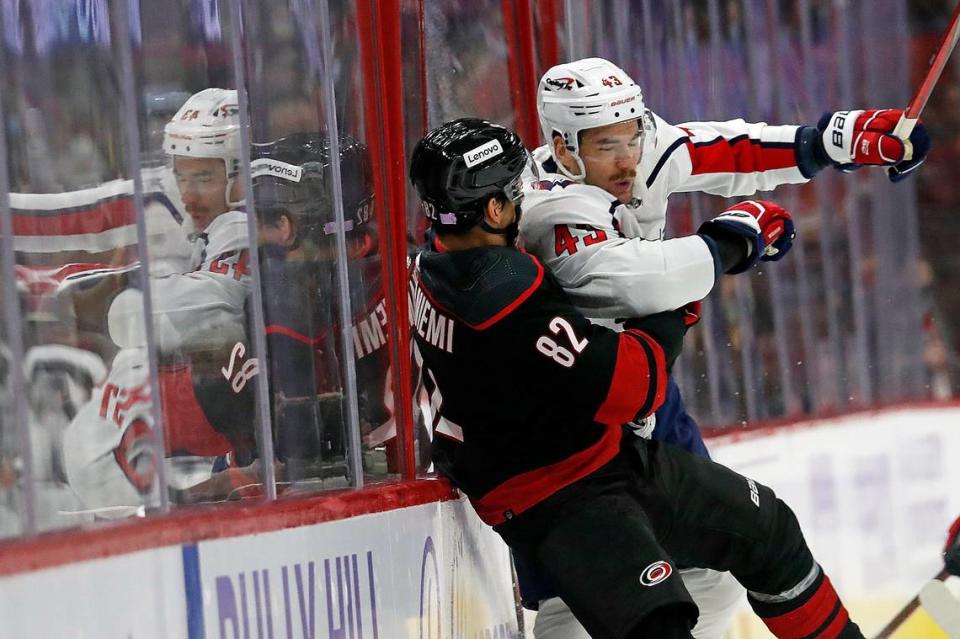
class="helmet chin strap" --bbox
[225,168,245,209]
[552,148,587,181]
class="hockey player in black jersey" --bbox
[409,118,865,639]
[249,131,397,482]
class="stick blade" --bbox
[919,579,960,638]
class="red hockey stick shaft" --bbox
[892,1,960,142]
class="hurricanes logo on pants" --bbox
[639,561,673,586]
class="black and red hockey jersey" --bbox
[258,245,395,468]
[410,245,680,525]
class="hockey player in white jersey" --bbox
[63,88,257,513]
[518,57,930,639]
[149,87,251,345]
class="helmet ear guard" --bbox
[409,117,529,233]
[537,57,651,180]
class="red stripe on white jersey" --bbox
[12,198,137,236]
[686,136,797,176]
[471,423,621,526]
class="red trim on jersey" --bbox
[593,329,666,426]
[0,479,458,576]
[685,135,797,176]
[416,251,545,331]
[761,575,844,638]
[472,256,543,329]
[264,324,322,346]
[631,329,668,410]
[471,424,621,525]
[12,198,136,236]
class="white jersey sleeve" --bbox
[521,112,811,320]
[520,176,716,319]
[654,114,808,196]
[148,210,251,351]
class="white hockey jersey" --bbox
[63,348,159,517]
[519,113,808,319]
[63,346,241,516]
[107,209,252,352]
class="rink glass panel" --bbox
[0,0,173,532]
[240,0,402,489]
[0,0,954,543]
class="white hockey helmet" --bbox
[538,57,650,180]
[162,88,244,207]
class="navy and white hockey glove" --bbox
[698,200,795,274]
[815,109,930,182]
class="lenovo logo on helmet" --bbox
[463,139,503,168]
[250,158,303,182]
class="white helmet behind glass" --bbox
[163,88,243,207]
[537,57,652,180]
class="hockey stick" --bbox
[889,0,960,171]
[873,567,951,639]
[919,577,960,637]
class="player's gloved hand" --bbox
[697,200,795,274]
[816,109,930,182]
[945,515,960,576]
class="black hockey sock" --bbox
[748,565,864,639]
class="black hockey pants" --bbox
[493,435,819,639]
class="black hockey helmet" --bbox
[251,131,374,246]
[409,118,527,232]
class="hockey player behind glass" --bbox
[409,117,865,639]
[62,89,259,512]
[518,57,931,638]
[248,132,397,484]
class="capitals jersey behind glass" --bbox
[519,113,809,319]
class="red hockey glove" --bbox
[945,515,960,576]
[817,109,930,182]
[697,200,795,274]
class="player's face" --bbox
[173,156,230,231]
[578,120,643,203]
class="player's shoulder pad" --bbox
[417,247,544,329]
[522,182,616,229]
[204,210,250,254]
